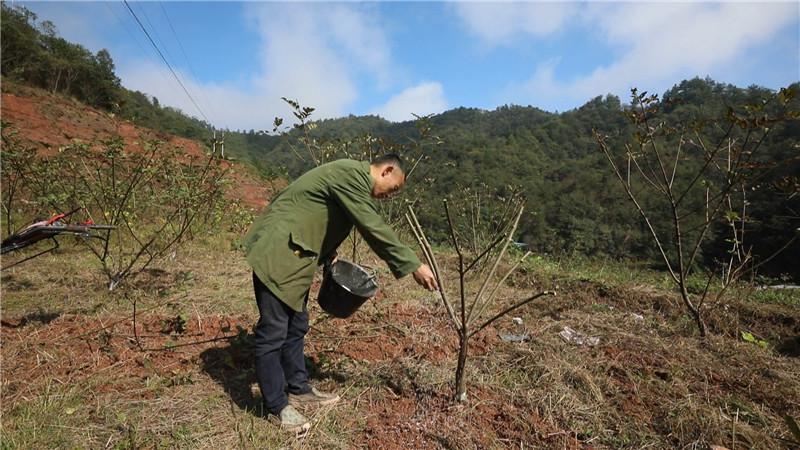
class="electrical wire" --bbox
[122,0,211,125]
[104,2,175,98]
[157,1,215,124]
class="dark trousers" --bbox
[252,272,312,415]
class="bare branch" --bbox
[470,291,556,338]
[406,207,462,331]
[750,234,799,272]
[596,133,680,285]
[675,124,735,207]
[444,199,468,333]
[627,143,666,194]
[468,251,532,327]
[465,205,524,325]
[443,199,462,256]
[669,132,683,189]
[463,234,505,274]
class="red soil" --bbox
[0,312,251,400]
[1,88,271,210]
[0,300,580,449]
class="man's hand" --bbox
[412,264,438,291]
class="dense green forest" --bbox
[2,3,798,279]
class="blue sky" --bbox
[17,1,800,130]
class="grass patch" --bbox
[748,287,800,306]
[3,235,799,448]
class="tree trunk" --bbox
[680,286,707,337]
[455,331,468,402]
[51,68,61,94]
[693,309,707,337]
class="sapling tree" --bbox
[71,139,228,290]
[594,87,799,337]
[0,133,228,290]
[406,196,555,402]
[0,123,38,236]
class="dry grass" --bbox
[2,232,799,449]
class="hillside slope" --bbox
[1,82,275,211]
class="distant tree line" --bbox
[1,3,211,139]
[1,4,120,109]
[2,2,797,279]
[256,81,800,280]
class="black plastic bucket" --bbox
[318,260,378,318]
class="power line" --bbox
[122,0,211,125]
[157,1,215,123]
[105,2,148,58]
[136,2,213,117]
[105,2,175,96]
[136,2,179,77]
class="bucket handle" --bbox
[356,263,379,281]
[324,259,378,282]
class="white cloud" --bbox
[501,58,562,109]
[248,4,358,121]
[325,5,394,89]
[372,82,448,122]
[120,3,396,129]
[515,2,799,109]
[453,2,579,46]
[119,61,267,130]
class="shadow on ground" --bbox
[0,273,35,291]
[776,335,800,357]
[199,331,349,418]
[0,308,61,328]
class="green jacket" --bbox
[244,159,421,311]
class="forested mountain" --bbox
[258,86,799,281]
[2,3,798,278]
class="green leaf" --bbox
[724,210,740,222]
[741,331,768,348]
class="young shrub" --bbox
[406,191,555,402]
[594,86,799,336]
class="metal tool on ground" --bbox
[1,208,115,270]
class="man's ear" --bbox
[381,165,394,177]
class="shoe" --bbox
[272,404,311,434]
[289,387,340,406]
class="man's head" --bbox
[369,154,406,199]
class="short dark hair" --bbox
[371,153,404,172]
